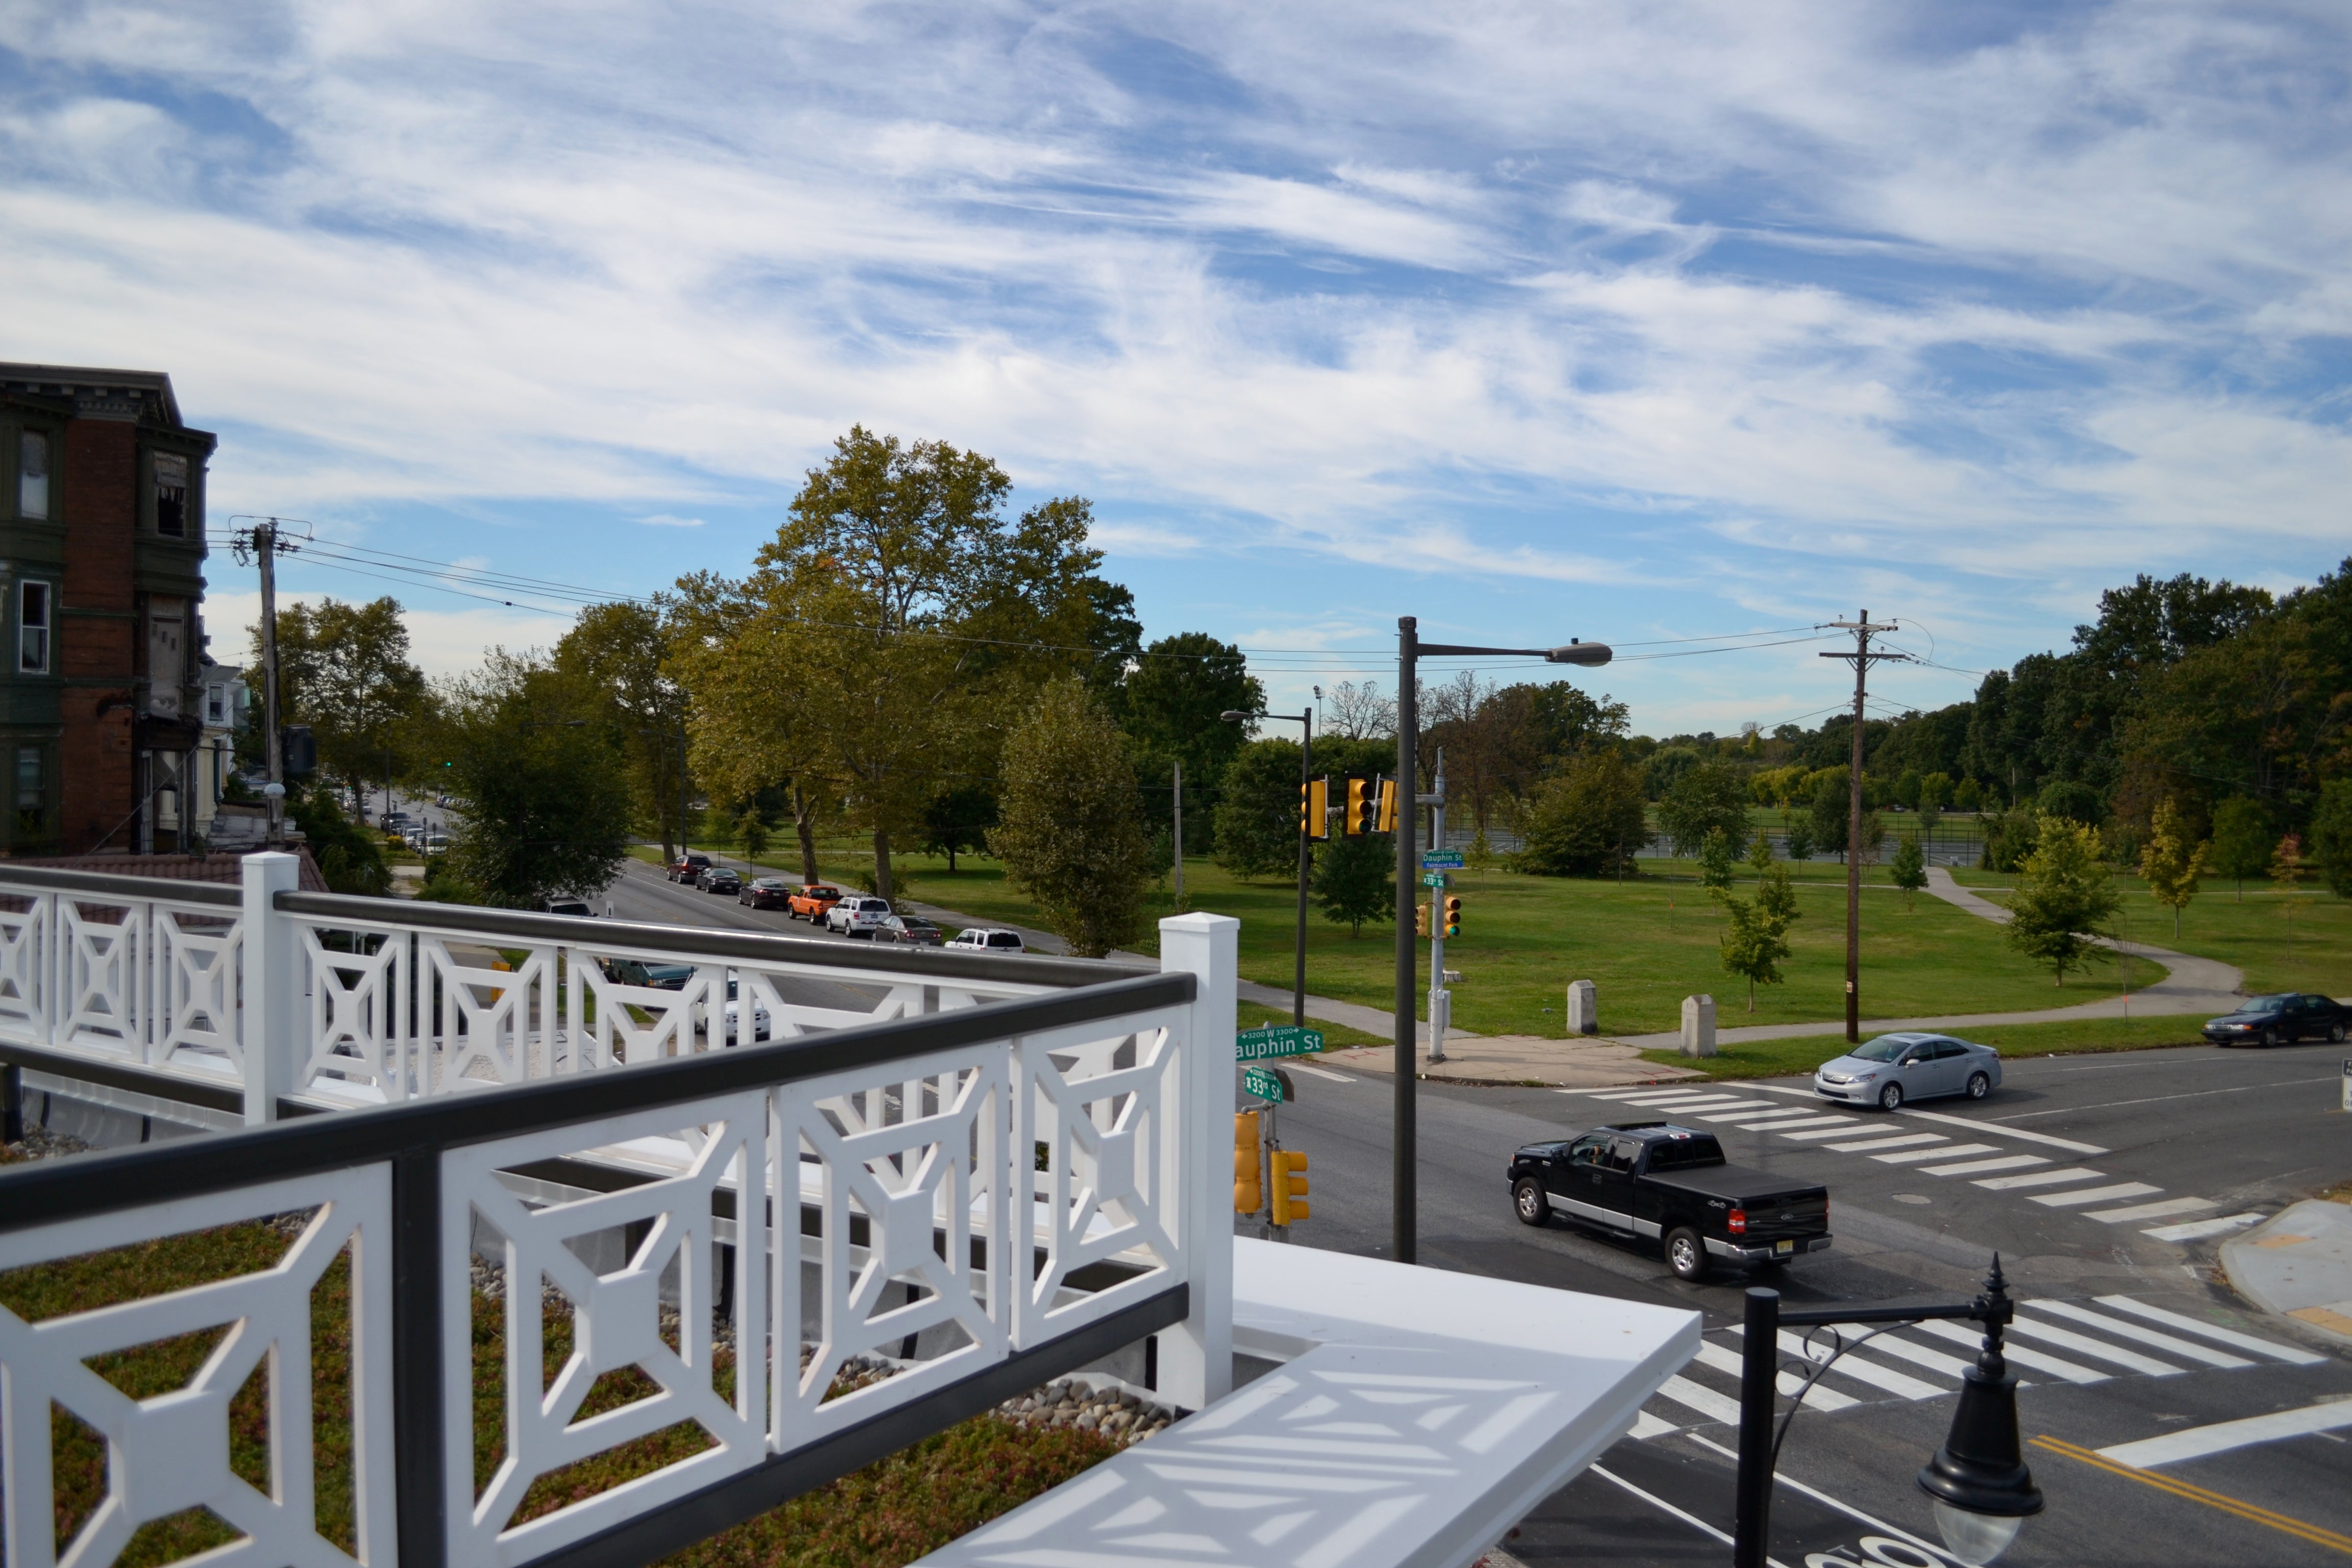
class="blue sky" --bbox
[7,2,2348,736]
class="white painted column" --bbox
[240,851,303,1124]
[1158,911,1237,1410]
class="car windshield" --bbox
[1644,1135,1726,1171]
[2242,995,2291,1014]
[646,965,692,984]
[1848,1036,1916,1062]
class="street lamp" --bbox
[1735,1257,2043,1567]
[1391,620,1611,1263]
[1220,707,1314,1028]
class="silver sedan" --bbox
[1814,1031,2002,1111]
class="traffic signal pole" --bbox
[1295,709,1313,1029]
[1427,747,1449,1065]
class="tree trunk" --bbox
[792,783,819,884]
[873,825,894,902]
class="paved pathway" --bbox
[2224,1198,2352,1348]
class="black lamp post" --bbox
[1221,708,1313,1028]
[1734,1256,2043,1567]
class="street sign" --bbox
[1420,871,1450,888]
[1236,1023,1324,1061]
[1420,850,1464,870]
[1242,1065,1287,1104]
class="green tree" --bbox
[439,653,634,906]
[2207,797,2271,901]
[1890,836,1926,909]
[736,807,771,861]
[1713,861,1798,1012]
[1312,830,1394,936]
[916,785,997,872]
[553,600,694,865]
[288,786,388,896]
[2004,817,2120,986]
[1697,827,1735,893]
[1807,768,1883,863]
[1747,830,1775,884]
[1121,632,1263,852]
[1211,738,1305,881]
[1514,750,1647,877]
[254,596,430,816]
[2138,796,2209,939]
[2311,780,2352,899]
[1658,762,1752,858]
[1781,815,1815,864]
[2271,832,2311,946]
[988,680,1153,957]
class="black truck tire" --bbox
[1513,1178,1551,1227]
[1665,1226,1708,1282]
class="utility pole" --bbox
[1820,610,1906,1043]
[1172,760,1183,910]
[1393,617,1418,1264]
[256,521,286,848]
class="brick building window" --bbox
[154,450,188,536]
[16,746,42,835]
[19,580,50,673]
[17,431,47,520]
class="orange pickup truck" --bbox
[787,883,845,922]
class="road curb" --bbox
[2220,1198,2352,1349]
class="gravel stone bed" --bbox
[0,1126,93,1162]
[993,1378,1180,1443]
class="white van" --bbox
[946,927,1027,953]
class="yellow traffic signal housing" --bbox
[1342,776,1368,835]
[1375,777,1398,834]
[1443,894,1462,939]
[1415,902,1431,938]
[1270,1148,1309,1224]
[1234,1112,1262,1213]
[1300,777,1330,840]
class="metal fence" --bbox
[0,857,1237,1568]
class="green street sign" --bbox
[1236,1023,1324,1061]
[1241,1065,1287,1104]
[1420,871,1450,888]
[1421,850,1464,869]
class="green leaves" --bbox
[2003,817,2120,986]
[1715,860,1798,1011]
[989,681,1153,957]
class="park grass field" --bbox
[666,839,2170,1038]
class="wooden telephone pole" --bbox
[1821,611,1908,1043]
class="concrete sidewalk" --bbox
[2223,1198,2352,1349]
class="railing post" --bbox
[1734,1286,1780,1568]
[1157,912,1237,1410]
[240,851,303,1124]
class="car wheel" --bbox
[2262,1027,2280,1048]
[2332,1023,2347,1044]
[1665,1227,1709,1282]
[1966,1071,1991,1100]
[1877,1081,1905,1112]
[1513,1178,1550,1227]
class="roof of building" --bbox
[8,847,330,893]
[0,363,193,430]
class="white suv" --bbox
[946,927,1027,953]
[827,896,894,938]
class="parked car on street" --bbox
[1813,1032,2002,1110]
[946,927,1027,953]
[739,876,794,910]
[598,957,694,990]
[542,899,593,917]
[874,915,944,946]
[697,977,771,1044]
[668,852,714,883]
[699,867,742,894]
[1509,1122,1832,1281]
[827,895,894,937]
[787,883,845,922]
[2202,993,2349,1047]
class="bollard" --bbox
[1681,994,1717,1058]
[1566,979,1598,1036]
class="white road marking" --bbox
[1743,1115,1859,1134]
[1911,1317,2109,1382]
[1638,1095,1771,1111]
[1974,1166,2104,1190]
[2031,1181,2163,1208]
[2022,1302,2253,1368]
[2093,1296,2328,1365]
[1587,1465,1772,1563]
[1679,1432,1965,1568]
[1923,1154,2048,1177]
[1777,1122,1879,1140]
[1579,1088,1688,1100]
[1999,1317,2185,1376]
[1599,1090,1726,1105]
[1711,1110,1830,1127]
[1993,1075,2341,1121]
[1655,1373,1745,1425]
[1824,1326,1991,1384]
[1628,1409,1681,1440]
[1875,1142,2000,1165]
[1728,1326,1948,1401]
[2099,1400,2352,1468]
[1677,1102,1799,1119]
[1822,1132,1948,1154]
[2085,1196,2215,1225]
[2141,1212,2267,1244]
[1690,1339,1860,1410]
[1893,1105,2107,1154]
[1285,1062,1357,1083]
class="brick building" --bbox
[0,363,215,854]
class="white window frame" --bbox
[17,429,50,521]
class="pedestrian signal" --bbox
[1270,1149,1309,1224]
[1375,777,1398,834]
[1415,902,1431,938]
[1443,894,1462,939]
[1234,1112,1262,1214]
[1301,777,1330,841]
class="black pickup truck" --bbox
[1509,1122,1832,1281]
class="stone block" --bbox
[1680,995,1716,1057]
[1565,979,1598,1036]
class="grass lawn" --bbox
[667,838,2163,1038]
[1642,1014,2218,1082]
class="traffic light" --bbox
[1443,894,1462,939]
[1300,777,1330,840]
[1415,902,1431,938]
[1234,1112,1262,1214]
[1270,1148,1310,1224]
[1342,776,1367,835]
[1375,777,1398,834]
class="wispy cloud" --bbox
[636,514,705,528]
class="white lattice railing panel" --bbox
[775,1045,1013,1447]
[60,896,143,1051]
[0,893,49,1036]
[155,908,244,1073]
[0,1167,398,1568]
[0,888,247,1088]
[441,1095,768,1568]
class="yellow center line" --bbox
[2030,1436,2352,1557]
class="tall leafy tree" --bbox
[1890,836,1926,909]
[2004,818,2120,986]
[916,784,998,872]
[1312,830,1394,936]
[1514,751,1647,877]
[2310,780,2352,899]
[1659,762,1752,857]
[1211,738,1304,881]
[553,600,692,863]
[1121,632,1262,851]
[253,596,430,815]
[1714,861,1798,1012]
[2207,797,2271,901]
[989,680,1153,957]
[2139,796,2209,939]
[438,652,633,906]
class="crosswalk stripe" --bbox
[1736,1327,1947,1401]
[1822,1132,1947,1154]
[1679,1104,1801,1120]
[1875,1142,1999,1165]
[2098,1398,2352,1468]
[1776,1121,1876,1140]
[1923,1154,2046,1176]
[2142,1212,2266,1244]
[1711,1110,1828,1126]
[1732,1115,1853,1133]
[1690,1339,1859,1410]
[1628,1409,1681,1440]
[2033,1181,2163,1208]
[2093,1296,2328,1365]
[2022,1302,2254,1368]
[2000,1317,2185,1376]
[1655,1373,1744,1425]
[1607,1090,1723,1105]
[1975,1166,2103,1190]
[1823,1325,1988,1383]
[2085,1196,2215,1225]
[1911,1318,2109,1382]
[1579,1088,1684,1100]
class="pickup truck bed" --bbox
[1510,1122,1832,1279]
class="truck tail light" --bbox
[1727,1209,1747,1235]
